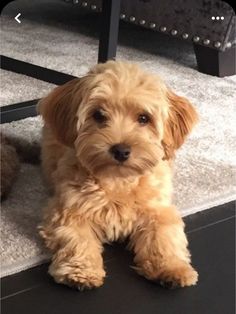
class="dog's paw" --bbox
[157,264,198,289]
[49,262,106,290]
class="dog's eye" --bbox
[138,114,150,125]
[93,109,107,123]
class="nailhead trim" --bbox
[203,39,210,45]
[73,7,229,51]
[214,41,221,48]
[226,42,232,48]
[160,26,167,32]
[193,36,200,42]
[171,29,177,36]
[182,33,189,39]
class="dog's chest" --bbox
[98,201,136,242]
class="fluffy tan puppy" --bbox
[38,61,198,290]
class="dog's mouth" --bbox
[92,158,156,178]
[77,142,160,178]
[94,164,139,178]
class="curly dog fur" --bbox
[1,133,20,199]
[38,61,198,290]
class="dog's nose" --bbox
[109,144,131,162]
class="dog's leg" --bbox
[130,206,198,288]
[40,210,105,290]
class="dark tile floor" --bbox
[1,201,235,314]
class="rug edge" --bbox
[1,254,51,278]
[181,193,236,217]
[2,195,235,278]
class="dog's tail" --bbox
[1,133,41,164]
[1,132,41,199]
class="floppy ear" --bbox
[38,78,84,147]
[162,90,198,160]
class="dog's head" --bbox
[39,61,198,178]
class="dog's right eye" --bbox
[92,109,107,123]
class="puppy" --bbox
[38,61,198,290]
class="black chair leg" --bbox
[194,44,236,77]
[98,0,121,63]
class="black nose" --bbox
[109,144,131,162]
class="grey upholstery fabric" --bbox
[67,0,236,51]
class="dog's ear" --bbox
[162,89,198,160]
[38,78,85,147]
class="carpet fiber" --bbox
[0,0,236,277]
[0,70,56,107]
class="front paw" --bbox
[136,260,198,288]
[157,263,198,288]
[49,259,106,290]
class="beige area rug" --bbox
[1,0,236,277]
[0,69,56,107]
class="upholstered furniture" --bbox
[66,0,236,77]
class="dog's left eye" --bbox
[93,109,107,123]
[138,114,150,125]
